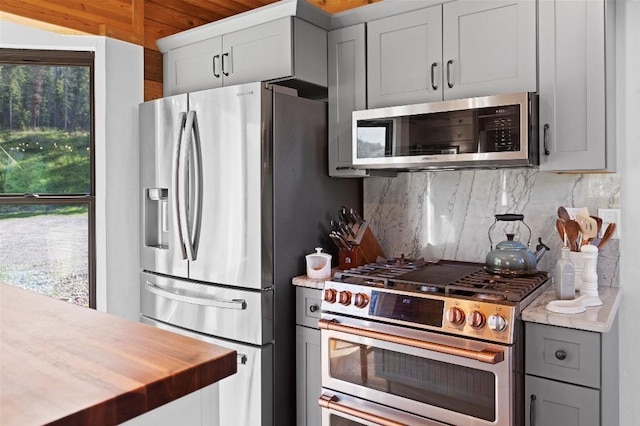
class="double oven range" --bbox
[319,258,550,426]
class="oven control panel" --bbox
[322,281,518,344]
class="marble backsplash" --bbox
[363,169,620,287]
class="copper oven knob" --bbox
[354,293,369,308]
[339,290,353,306]
[488,314,508,332]
[446,307,466,326]
[467,310,486,329]
[324,288,337,304]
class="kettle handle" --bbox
[488,214,532,249]
[495,214,524,222]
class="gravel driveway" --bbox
[0,214,89,306]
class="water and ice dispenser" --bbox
[144,188,168,249]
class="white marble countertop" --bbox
[522,286,622,333]
[291,273,330,290]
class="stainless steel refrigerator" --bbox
[138,81,361,426]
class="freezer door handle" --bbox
[144,281,247,310]
[172,112,189,259]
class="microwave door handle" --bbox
[186,111,203,261]
[318,319,504,364]
[144,281,247,309]
[172,112,188,259]
[319,394,405,426]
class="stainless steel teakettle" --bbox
[485,214,549,276]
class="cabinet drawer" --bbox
[295,287,322,329]
[525,322,600,388]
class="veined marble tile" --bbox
[364,169,620,286]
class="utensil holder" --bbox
[338,222,385,270]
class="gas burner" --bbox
[475,293,507,301]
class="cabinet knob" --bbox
[309,305,318,313]
[555,349,567,360]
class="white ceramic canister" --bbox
[306,247,332,279]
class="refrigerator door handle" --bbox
[144,281,247,310]
[187,110,203,261]
[177,111,196,261]
[172,112,188,260]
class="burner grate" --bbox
[447,271,549,302]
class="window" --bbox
[0,49,95,308]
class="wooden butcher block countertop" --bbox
[0,284,237,426]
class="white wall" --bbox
[617,0,640,423]
[0,21,143,320]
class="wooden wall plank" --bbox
[147,0,227,24]
[144,80,164,101]
[144,48,163,83]
[145,2,214,33]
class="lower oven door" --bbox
[320,390,448,426]
[320,315,514,426]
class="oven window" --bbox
[328,338,496,421]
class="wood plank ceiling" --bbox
[0,0,380,100]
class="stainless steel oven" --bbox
[319,259,549,426]
[320,314,513,425]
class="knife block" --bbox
[338,222,385,270]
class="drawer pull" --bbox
[555,349,567,360]
[309,305,318,313]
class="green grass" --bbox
[0,129,90,195]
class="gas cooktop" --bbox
[333,258,549,305]
[323,258,551,344]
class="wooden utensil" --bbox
[575,213,598,242]
[563,219,581,252]
[558,206,571,222]
[597,222,617,250]
[555,218,566,243]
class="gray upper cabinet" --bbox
[328,24,370,177]
[367,5,443,108]
[443,0,536,99]
[164,17,327,96]
[367,0,536,109]
[538,0,616,171]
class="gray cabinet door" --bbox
[367,5,443,108]
[538,0,613,171]
[165,36,223,96]
[328,24,369,177]
[296,326,321,426]
[223,17,293,87]
[442,0,536,100]
[525,375,599,426]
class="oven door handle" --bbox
[319,394,405,426]
[318,319,504,364]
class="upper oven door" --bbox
[320,315,514,426]
[352,92,536,170]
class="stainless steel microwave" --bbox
[352,92,538,170]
